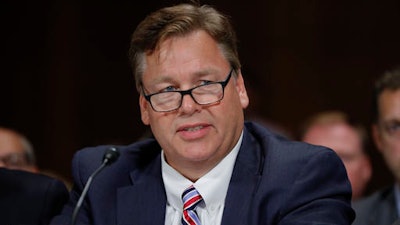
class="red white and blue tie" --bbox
[181,185,203,225]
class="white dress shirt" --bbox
[162,132,243,225]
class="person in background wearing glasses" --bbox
[0,126,72,189]
[0,127,69,224]
[353,66,400,225]
[51,3,354,225]
[0,127,38,172]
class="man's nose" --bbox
[179,94,200,113]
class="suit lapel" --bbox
[369,189,397,225]
[116,155,166,225]
[115,124,266,225]
[221,127,263,225]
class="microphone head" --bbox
[103,147,120,165]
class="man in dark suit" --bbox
[0,168,69,225]
[51,3,354,225]
[352,66,400,225]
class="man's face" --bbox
[302,123,371,199]
[139,30,249,179]
[373,89,400,183]
[0,129,36,172]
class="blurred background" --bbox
[2,0,400,194]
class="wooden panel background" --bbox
[2,0,400,194]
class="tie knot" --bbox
[182,185,203,210]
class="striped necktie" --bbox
[181,185,203,225]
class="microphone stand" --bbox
[70,147,119,225]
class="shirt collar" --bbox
[162,131,243,211]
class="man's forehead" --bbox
[304,123,362,152]
[0,130,24,154]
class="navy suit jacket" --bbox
[51,122,354,225]
[0,168,69,225]
[352,186,398,225]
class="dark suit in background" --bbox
[352,186,398,225]
[392,218,400,225]
[0,168,69,225]
[51,122,354,225]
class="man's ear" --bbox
[372,124,384,153]
[235,70,249,109]
[139,95,150,125]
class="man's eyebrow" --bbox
[382,119,400,124]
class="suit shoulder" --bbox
[0,168,69,206]
[353,186,394,210]
[243,121,343,183]
[72,138,161,177]
[244,121,336,157]
[0,168,69,225]
[0,168,66,189]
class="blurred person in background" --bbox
[0,127,69,224]
[0,126,72,189]
[300,110,372,201]
[0,127,38,172]
[353,66,400,225]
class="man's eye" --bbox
[388,124,400,132]
[200,80,213,85]
[161,86,177,92]
[384,122,400,135]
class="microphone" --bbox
[70,147,120,225]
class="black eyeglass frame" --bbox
[0,152,31,168]
[142,68,234,112]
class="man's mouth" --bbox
[183,125,204,132]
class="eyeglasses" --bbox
[143,68,234,112]
[378,120,400,139]
[0,152,30,168]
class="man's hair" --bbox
[372,66,400,123]
[300,110,368,150]
[128,3,240,92]
[19,132,36,165]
